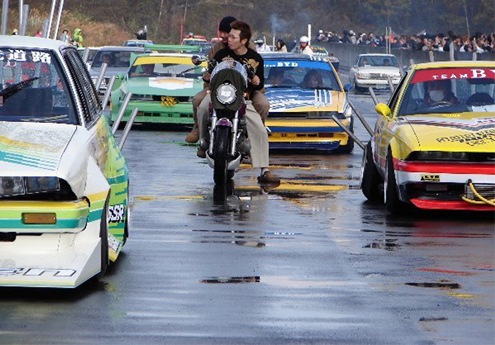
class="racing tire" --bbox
[97,198,110,279]
[361,141,381,201]
[123,185,130,244]
[213,126,231,185]
[384,152,403,214]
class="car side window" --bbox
[388,71,408,114]
[63,48,102,127]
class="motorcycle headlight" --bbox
[216,83,237,105]
[0,176,60,198]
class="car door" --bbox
[374,71,409,174]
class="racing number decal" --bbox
[108,204,125,223]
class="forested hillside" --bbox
[2,0,494,46]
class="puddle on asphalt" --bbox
[192,229,300,246]
[419,317,449,322]
[405,281,461,289]
[201,276,260,284]
[361,229,492,239]
[363,239,400,251]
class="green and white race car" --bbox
[0,35,130,288]
[110,51,207,128]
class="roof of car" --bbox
[0,35,69,50]
[358,53,396,57]
[96,46,147,52]
[261,52,311,60]
[411,60,495,70]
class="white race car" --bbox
[0,36,130,288]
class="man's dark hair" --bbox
[230,20,252,47]
[218,16,236,34]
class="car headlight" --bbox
[216,83,237,105]
[407,151,469,161]
[344,104,352,118]
[356,72,370,79]
[0,176,60,198]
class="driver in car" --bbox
[424,80,458,106]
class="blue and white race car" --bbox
[262,53,354,153]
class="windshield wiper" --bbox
[178,67,200,76]
[0,77,39,98]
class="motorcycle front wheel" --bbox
[213,126,232,184]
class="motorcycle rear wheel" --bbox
[213,126,232,184]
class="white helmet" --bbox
[300,35,310,43]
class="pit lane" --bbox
[0,90,493,345]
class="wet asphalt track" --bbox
[0,91,493,345]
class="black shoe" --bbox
[257,171,280,185]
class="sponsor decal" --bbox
[412,68,495,84]
[149,77,193,90]
[266,89,334,111]
[436,128,495,146]
[0,49,52,64]
[108,203,125,223]
[421,174,440,182]
[108,235,121,252]
[0,268,76,277]
[161,96,177,107]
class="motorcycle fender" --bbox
[216,118,233,127]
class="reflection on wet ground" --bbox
[191,229,301,247]
[201,276,260,284]
[405,281,461,289]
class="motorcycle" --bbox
[193,56,252,185]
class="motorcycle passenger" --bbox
[196,20,280,185]
[185,16,270,143]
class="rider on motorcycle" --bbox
[185,16,270,144]
[196,20,280,185]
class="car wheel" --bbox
[123,185,130,244]
[97,197,110,279]
[361,141,381,201]
[384,152,403,214]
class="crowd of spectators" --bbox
[315,29,495,54]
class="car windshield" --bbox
[264,61,340,90]
[0,48,77,124]
[128,60,204,78]
[398,67,495,116]
[358,55,399,67]
[92,50,135,68]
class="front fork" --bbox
[208,109,240,157]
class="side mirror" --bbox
[344,83,352,92]
[375,103,392,119]
[191,55,203,66]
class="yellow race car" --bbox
[361,61,495,213]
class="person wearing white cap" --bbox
[292,36,313,57]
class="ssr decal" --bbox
[108,204,125,223]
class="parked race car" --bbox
[89,45,148,95]
[262,53,354,153]
[349,53,402,91]
[0,36,130,288]
[110,52,206,127]
[361,60,495,213]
